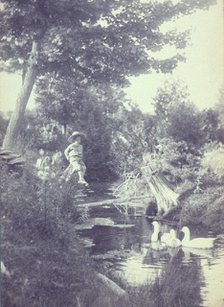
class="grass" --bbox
[97,257,202,307]
[0,162,220,306]
[0,165,99,307]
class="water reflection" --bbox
[200,247,224,307]
[78,197,224,307]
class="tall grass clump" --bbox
[103,258,202,307]
[0,163,100,307]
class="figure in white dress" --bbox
[36,149,51,181]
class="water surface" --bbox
[77,184,224,307]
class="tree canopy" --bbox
[1,0,214,80]
[0,0,215,150]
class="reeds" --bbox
[113,165,179,216]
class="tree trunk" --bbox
[2,40,39,152]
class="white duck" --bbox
[161,229,172,244]
[151,221,167,251]
[161,228,181,247]
[166,229,181,247]
[151,221,160,242]
[181,226,216,249]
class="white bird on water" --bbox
[160,229,171,244]
[151,221,160,242]
[181,226,216,249]
[151,221,172,242]
[160,227,181,248]
[166,229,181,248]
[151,221,183,249]
[151,221,167,251]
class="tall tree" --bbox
[0,0,214,151]
[153,81,204,145]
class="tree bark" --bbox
[3,40,39,152]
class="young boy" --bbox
[63,131,88,185]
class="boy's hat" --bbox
[68,131,85,143]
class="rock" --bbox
[91,273,130,307]
[75,218,115,230]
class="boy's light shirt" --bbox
[64,142,83,160]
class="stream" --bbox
[76,184,224,307]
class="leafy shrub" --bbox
[180,186,224,232]
[179,143,224,232]
[0,165,98,307]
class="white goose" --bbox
[151,221,167,251]
[167,229,181,247]
[161,229,172,244]
[161,228,181,247]
[181,226,216,249]
[151,221,160,242]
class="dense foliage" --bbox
[0,164,103,306]
[1,0,215,149]
[0,0,223,305]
